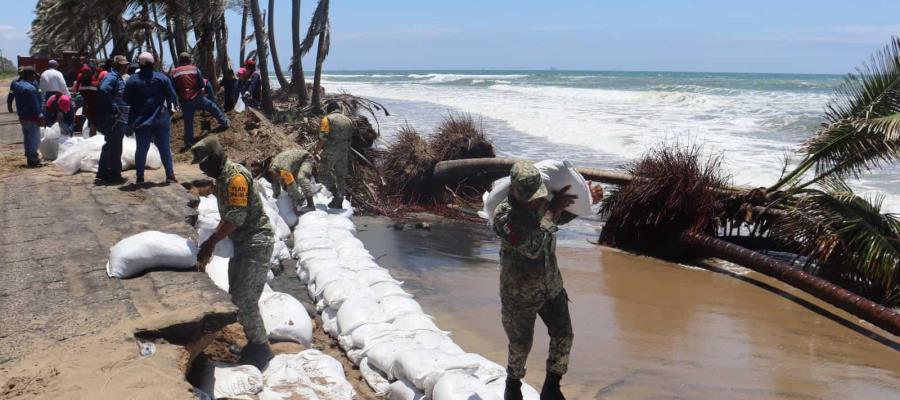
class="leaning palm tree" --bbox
[249,0,275,114]
[291,0,309,105]
[300,0,329,112]
[267,0,290,89]
[239,0,249,63]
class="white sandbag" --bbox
[322,307,340,337]
[199,362,263,400]
[338,247,374,262]
[432,372,500,400]
[276,191,299,227]
[205,256,231,292]
[270,240,292,267]
[357,269,402,287]
[324,281,376,314]
[234,96,246,113]
[360,357,391,395]
[480,159,592,221]
[258,191,291,241]
[196,196,235,258]
[388,379,425,400]
[312,268,355,292]
[300,249,339,264]
[297,209,328,225]
[55,134,104,174]
[337,296,389,335]
[39,123,61,161]
[121,136,163,170]
[259,291,313,346]
[106,231,198,278]
[349,323,396,349]
[393,350,481,392]
[293,237,335,254]
[380,296,425,320]
[335,236,366,250]
[391,314,446,334]
[267,269,275,283]
[327,228,357,244]
[326,216,356,232]
[305,258,342,283]
[263,351,354,400]
[57,135,83,156]
[371,281,413,299]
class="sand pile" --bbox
[171,108,300,166]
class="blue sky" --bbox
[2,0,899,74]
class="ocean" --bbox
[308,70,900,212]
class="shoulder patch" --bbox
[279,169,295,185]
[320,117,331,134]
[227,174,249,207]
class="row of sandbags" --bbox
[192,189,355,399]
[41,123,164,174]
[292,195,541,400]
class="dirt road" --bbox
[0,108,236,399]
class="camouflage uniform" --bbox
[492,162,576,381]
[270,149,316,209]
[215,160,274,345]
[318,112,353,207]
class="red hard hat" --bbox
[244,59,256,66]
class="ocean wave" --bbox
[407,73,529,83]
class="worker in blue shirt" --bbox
[124,52,178,185]
[8,67,44,167]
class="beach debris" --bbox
[137,341,156,357]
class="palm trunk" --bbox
[215,13,229,85]
[680,232,900,337]
[152,4,165,66]
[249,0,275,114]
[165,14,178,62]
[310,29,326,112]
[433,157,634,186]
[292,0,308,105]
[239,1,249,63]
[267,0,290,90]
[173,14,188,55]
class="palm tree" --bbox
[249,0,275,114]
[291,0,308,105]
[267,0,290,89]
[300,0,329,112]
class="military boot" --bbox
[238,342,274,370]
[504,376,523,400]
[297,197,316,214]
[540,372,565,400]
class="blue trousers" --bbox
[181,96,229,146]
[135,117,174,180]
[21,120,40,164]
[97,121,125,180]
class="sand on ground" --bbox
[356,215,900,400]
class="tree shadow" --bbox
[700,262,900,352]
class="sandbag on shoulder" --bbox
[480,159,592,221]
[106,231,198,278]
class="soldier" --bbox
[192,136,274,369]
[492,161,578,400]
[315,102,353,209]
[268,148,317,213]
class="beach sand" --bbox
[354,215,900,399]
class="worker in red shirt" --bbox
[171,52,230,149]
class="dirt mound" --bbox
[171,108,299,167]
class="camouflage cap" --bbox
[510,161,548,202]
[190,135,224,164]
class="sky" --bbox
[2,0,899,74]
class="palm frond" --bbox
[772,179,900,304]
[300,0,329,56]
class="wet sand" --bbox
[355,216,900,399]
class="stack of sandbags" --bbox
[54,134,163,175]
[198,350,355,400]
[292,198,540,399]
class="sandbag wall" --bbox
[293,193,541,400]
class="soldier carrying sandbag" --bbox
[492,161,578,400]
[192,135,274,369]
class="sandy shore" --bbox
[355,215,900,399]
